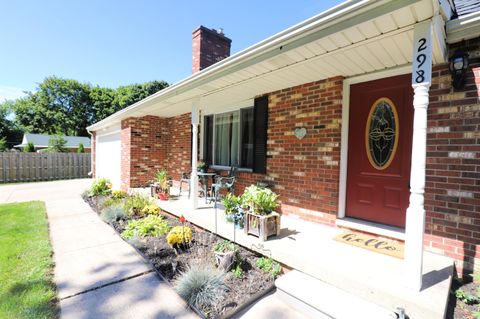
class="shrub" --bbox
[222,193,241,215]
[111,190,127,199]
[23,142,35,152]
[123,193,152,217]
[89,178,112,196]
[121,215,171,239]
[241,185,278,215]
[256,257,281,278]
[0,137,7,152]
[213,240,237,253]
[175,264,227,311]
[101,205,127,223]
[77,143,85,153]
[141,204,160,215]
[47,135,67,152]
[166,226,193,247]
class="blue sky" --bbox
[0,0,343,101]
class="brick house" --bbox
[88,0,480,289]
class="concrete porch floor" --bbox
[140,188,453,319]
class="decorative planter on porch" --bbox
[244,211,280,241]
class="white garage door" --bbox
[96,131,121,189]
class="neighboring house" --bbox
[88,0,480,285]
[14,133,91,152]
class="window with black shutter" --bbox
[202,96,268,171]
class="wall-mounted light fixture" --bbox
[449,51,469,90]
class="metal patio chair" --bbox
[210,166,237,208]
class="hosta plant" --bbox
[121,215,171,239]
[123,193,153,217]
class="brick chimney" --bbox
[192,26,231,73]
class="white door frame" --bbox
[337,65,412,220]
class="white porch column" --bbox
[404,20,433,291]
[190,101,200,209]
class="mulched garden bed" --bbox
[84,194,277,318]
[446,272,480,319]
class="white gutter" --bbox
[446,10,480,43]
[87,0,421,132]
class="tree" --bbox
[113,80,169,110]
[23,142,35,152]
[10,77,169,138]
[13,76,92,136]
[77,143,85,153]
[47,135,68,152]
[0,101,22,148]
[0,137,7,152]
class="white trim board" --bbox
[337,65,412,219]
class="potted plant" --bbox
[222,193,244,229]
[155,169,170,200]
[242,185,280,241]
[197,161,208,173]
[213,240,237,271]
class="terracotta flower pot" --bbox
[157,192,169,201]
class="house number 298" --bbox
[412,21,432,86]
[415,38,427,83]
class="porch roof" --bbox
[88,0,449,132]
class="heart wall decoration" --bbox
[294,127,307,140]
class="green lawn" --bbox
[0,201,58,319]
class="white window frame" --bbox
[204,106,254,171]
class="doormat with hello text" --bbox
[333,231,404,259]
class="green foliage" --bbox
[197,161,207,170]
[102,197,123,208]
[0,137,7,151]
[111,190,127,199]
[121,215,171,239]
[47,135,68,152]
[456,289,479,305]
[155,169,169,192]
[77,143,85,153]
[166,226,193,247]
[23,141,35,152]
[222,193,241,215]
[232,264,243,279]
[9,77,169,137]
[89,178,112,196]
[242,185,278,215]
[175,265,228,311]
[123,193,152,217]
[213,240,237,253]
[101,205,127,223]
[256,257,281,278]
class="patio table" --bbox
[197,172,216,204]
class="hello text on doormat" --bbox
[333,231,404,259]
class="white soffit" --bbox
[89,0,441,130]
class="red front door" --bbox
[346,74,413,228]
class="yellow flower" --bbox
[166,226,192,247]
[107,183,112,189]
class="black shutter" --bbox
[203,115,213,165]
[253,96,268,174]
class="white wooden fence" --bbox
[0,153,91,183]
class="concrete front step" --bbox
[275,270,398,319]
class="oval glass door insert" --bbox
[365,98,399,170]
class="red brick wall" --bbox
[166,113,192,182]
[424,37,480,274]
[228,77,343,226]
[120,115,169,189]
[192,26,231,73]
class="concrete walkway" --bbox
[1,179,196,319]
